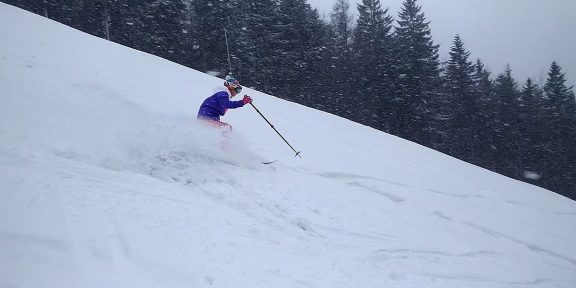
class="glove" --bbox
[242,95,252,105]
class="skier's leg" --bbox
[215,122,232,149]
[198,118,232,149]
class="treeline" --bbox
[4,0,575,200]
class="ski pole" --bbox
[249,102,302,158]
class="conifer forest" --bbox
[3,0,575,200]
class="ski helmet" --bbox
[224,75,242,89]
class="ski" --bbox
[262,160,278,165]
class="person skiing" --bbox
[197,75,252,132]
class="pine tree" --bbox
[105,0,161,53]
[394,0,441,143]
[518,78,545,183]
[1,0,76,22]
[540,61,576,195]
[492,66,521,177]
[330,0,353,55]
[543,62,576,118]
[235,0,280,89]
[49,0,83,27]
[443,35,479,161]
[189,0,241,75]
[268,0,327,105]
[1,0,43,14]
[471,59,497,170]
[324,0,355,117]
[79,0,112,39]
[140,0,188,64]
[5,0,83,27]
[351,0,395,128]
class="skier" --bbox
[197,75,252,132]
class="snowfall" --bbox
[1,3,575,288]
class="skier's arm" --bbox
[217,92,245,109]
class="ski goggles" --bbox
[226,78,240,87]
[225,77,242,93]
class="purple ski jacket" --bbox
[197,90,244,121]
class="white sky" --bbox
[309,0,576,87]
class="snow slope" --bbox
[1,3,575,288]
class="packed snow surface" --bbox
[1,3,575,288]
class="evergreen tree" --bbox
[48,0,83,27]
[492,66,521,177]
[471,59,497,170]
[10,0,79,27]
[139,0,188,64]
[443,35,478,161]
[540,61,576,195]
[268,0,327,105]
[109,0,147,48]
[4,0,83,27]
[189,0,241,75]
[299,8,330,108]
[330,0,353,58]
[351,0,395,128]
[79,0,112,39]
[323,0,355,117]
[1,0,43,14]
[518,78,545,183]
[235,0,280,88]
[394,0,441,143]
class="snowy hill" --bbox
[1,3,575,288]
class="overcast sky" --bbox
[309,0,576,87]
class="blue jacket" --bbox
[197,90,244,121]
